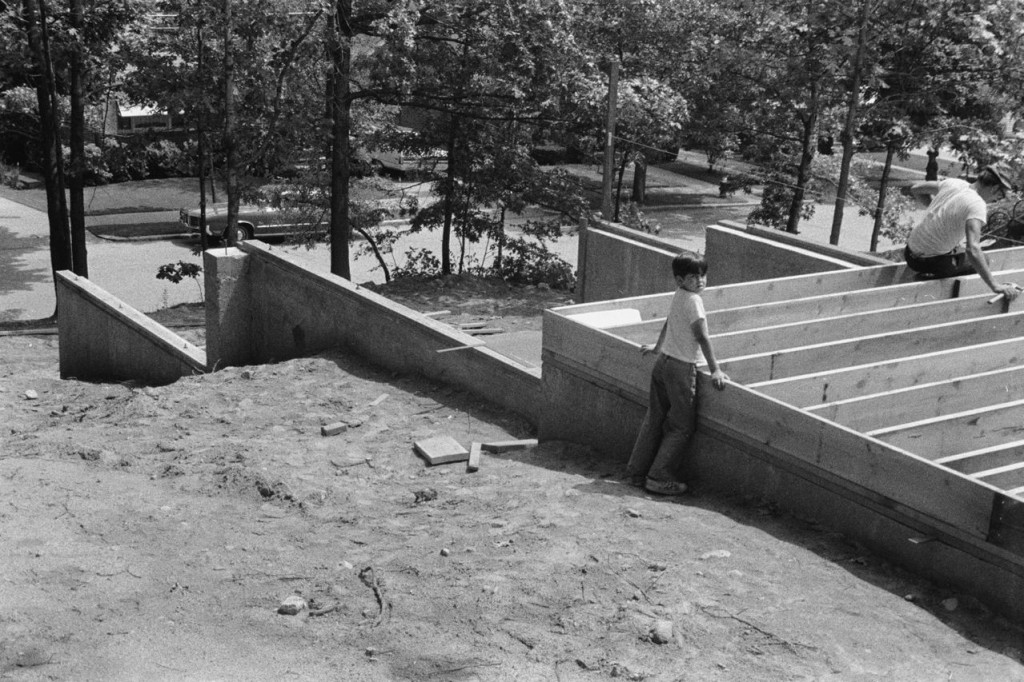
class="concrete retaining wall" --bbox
[206,242,542,425]
[577,218,866,302]
[705,224,857,285]
[56,271,205,385]
[576,219,681,303]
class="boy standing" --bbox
[626,252,728,496]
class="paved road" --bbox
[0,199,203,323]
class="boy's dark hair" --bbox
[672,252,707,278]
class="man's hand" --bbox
[993,283,1023,303]
[711,369,729,390]
[639,343,657,356]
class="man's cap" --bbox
[983,163,1016,192]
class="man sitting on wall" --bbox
[903,163,1021,302]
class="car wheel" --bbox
[237,223,255,241]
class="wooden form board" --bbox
[706,278,956,334]
[938,440,1024,475]
[868,399,1024,460]
[807,365,1024,431]
[750,336,1024,407]
[590,281,968,350]
[698,377,1014,546]
[710,293,997,359]
[720,311,1024,384]
[542,309,649,401]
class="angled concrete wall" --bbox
[205,243,541,425]
[56,271,205,385]
[577,218,870,303]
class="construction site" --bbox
[7,207,1024,678]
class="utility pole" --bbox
[600,58,619,221]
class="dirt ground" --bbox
[3,277,1024,681]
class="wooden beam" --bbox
[808,365,1024,431]
[700,262,917,311]
[542,309,650,397]
[606,285,975,350]
[707,278,954,334]
[722,312,1024,384]
[974,462,1024,491]
[937,440,1024,475]
[751,337,1024,407]
[698,377,997,539]
[710,294,996,359]
[868,399,1024,459]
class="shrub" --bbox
[490,236,576,290]
[145,140,186,178]
[102,138,148,181]
[63,143,112,185]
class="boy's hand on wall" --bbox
[639,344,656,355]
[711,369,729,390]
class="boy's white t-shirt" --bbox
[907,178,988,256]
[661,289,705,364]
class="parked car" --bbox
[369,148,447,178]
[367,127,447,178]
[179,197,326,241]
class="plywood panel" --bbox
[869,399,1024,459]
[723,312,1024,384]
[808,365,1024,431]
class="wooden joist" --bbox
[937,440,1024,475]
[974,461,1024,492]
[867,399,1024,459]
[720,311,1024,385]
[700,262,915,311]
[698,378,998,539]
[807,365,1024,432]
[750,337,1024,407]
[710,293,998,360]
[707,278,954,334]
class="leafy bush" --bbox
[156,261,203,301]
[145,140,187,178]
[62,143,112,185]
[490,236,575,290]
[620,202,660,234]
[392,247,442,279]
[101,138,148,182]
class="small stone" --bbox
[24,390,38,400]
[241,370,254,380]
[626,508,641,518]
[942,597,958,611]
[650,619,673,644]
[277,595,307,615]
[440,548,450,557]
[699,550,731,560]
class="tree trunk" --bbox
[24,0,72,310]
[786,84,819,233]
[223,0,239,245]
[631,154,647,205]
[328,0,353,278]
[196,13,210,253]
[68,0,88,277]
[829,0,870,246]
[869,142,895,252]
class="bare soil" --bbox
[2,278,1024,681]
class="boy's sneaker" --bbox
[645,478,688,496]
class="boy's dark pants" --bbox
[627,354,697,483]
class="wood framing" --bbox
[541,241,1024,622]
